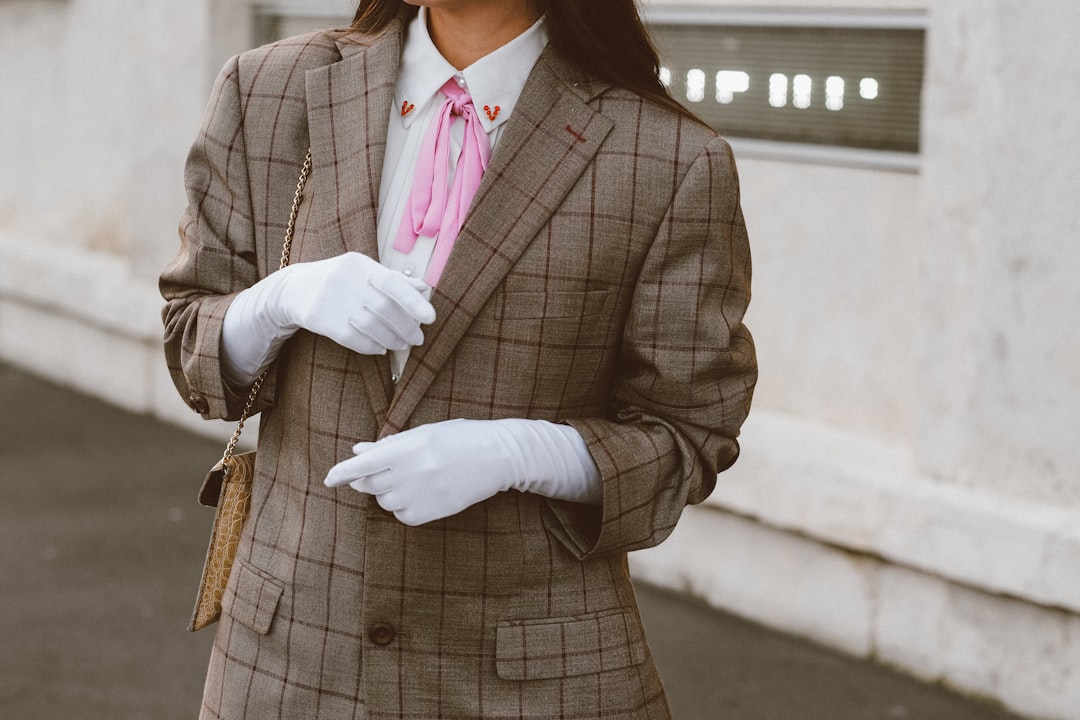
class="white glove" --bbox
[324,418,602,526]
[221,252,436,385]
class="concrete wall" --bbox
[630,3,1080,719]
[2,1,1078,718]
[0,0,251,438]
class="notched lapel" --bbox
[304,25,404,417]
[382,50,615,435]
[304,26,402,262]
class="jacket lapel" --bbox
[305,26,402,260]
[305,24,404,421]
[381,49,615,435]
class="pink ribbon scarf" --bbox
[393,78,492,286]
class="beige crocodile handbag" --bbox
[188,151,312,631]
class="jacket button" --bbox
[188,394,210,414]
[369,622,396,646]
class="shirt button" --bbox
[370,622,396,646]
[391,372,400,384]
[455,75,466,88]
[402,267,414,277]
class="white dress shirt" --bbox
[377,8,549,381]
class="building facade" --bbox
[2,1,1078,717]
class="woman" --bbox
[161,0,756,717]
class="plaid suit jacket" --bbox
[161,19,755,720]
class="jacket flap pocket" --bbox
[495,609,646,681]
[221,558,284,636]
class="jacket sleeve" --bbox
[160,55,273,421]
[553,135,757,559]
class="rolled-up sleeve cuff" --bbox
[184,293,277,421]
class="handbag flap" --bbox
[198,462,226,508]
[198,452,257,507]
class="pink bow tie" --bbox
[393,78,492,286]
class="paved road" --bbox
[0,362,1022,719]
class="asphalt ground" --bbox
[0,361,1024,719]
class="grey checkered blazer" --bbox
[161,17,755,720]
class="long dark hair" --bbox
[351,0,699,122]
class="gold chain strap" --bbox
[220,149,314,472]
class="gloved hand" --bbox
[324,418,602,526]
[221,252,436,385]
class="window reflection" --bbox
[715,70,750,104]
[860,77,880,100]
[793,74,812,109]
[826,76,845,111]
[686,68,706,102]
[769,73,788,108]
[665,70,881,113]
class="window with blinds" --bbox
[647,21,925,154]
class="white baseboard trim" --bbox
[704,410,1080,616]
[631,508,1078,720]
[0,233,245,445]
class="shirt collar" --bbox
[395,7,549,133]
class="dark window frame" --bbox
[645,8,927,171]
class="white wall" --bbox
[0,0,244,437]
[2,1,1079,718]
[630,3,1080,719]
[0,1,205,268]
[916,2,1080,506]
